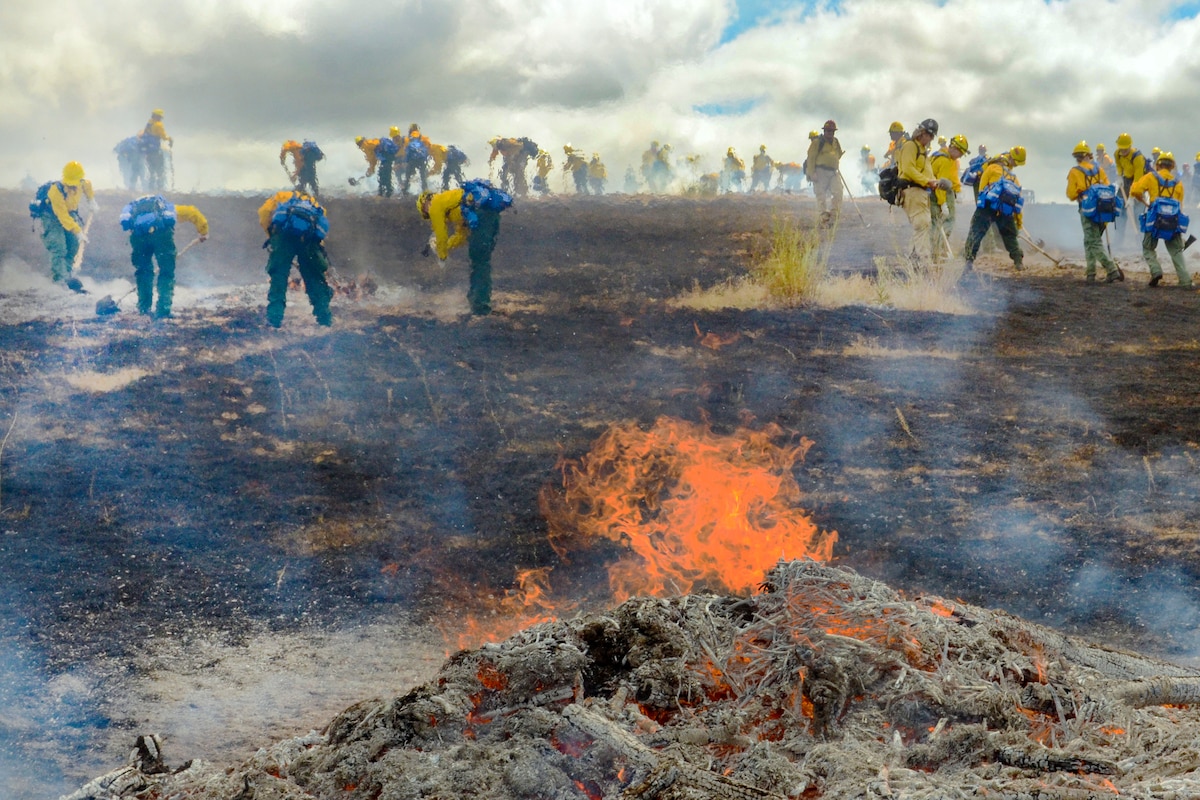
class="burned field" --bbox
[2,191,1200,797]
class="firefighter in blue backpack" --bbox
[930,134,968,260]
[440,144,469,191]
[115,136,145,191]
[1129,152,1192,288]
[963,146,1026,276]
[31,161,95,290]
[376,128,401,197]
[280,139,324,197]
[258,190,334,327]
[401,124,432,196]
[1066,141,1123,284]
[1114,133,1148,246]
[417,180,512,316]
[120,195,209,318]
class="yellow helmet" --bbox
[888,121,904,133]
[61,161,85,186]
[1195,151,1200,161]
[592,152,599,159]
[1158,151,1175,167]
[1009,146,1027,166]
[355,136,365,146]
[808,130,819,139]
[1095,143,1106,152]
[389,126,400,137]
[950,134,969,153]
[861,145,871,151]
[727,146,736,154]
[650,140,659,147]
[1116,132,1133,149]
[151,108,164,118]
[1152,147,1162,157]
[937,135,948,146]
[1071,140,1090,157]
[563,144,573,154]
[759,144,767,151]
[416,191,432,217]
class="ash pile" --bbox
[68,561,1200,800]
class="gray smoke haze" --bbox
[5,1,1200,195]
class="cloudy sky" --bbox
[4,0,1200,198]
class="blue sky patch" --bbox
[719,0,837,44]
[693,97,765,116]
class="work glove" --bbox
[937,178,953,191]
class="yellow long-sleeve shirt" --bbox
[1065,160,1109,202]
[357,139,380,175]
[1115,148,1147,182]
[897,139,934,187]
[144,118,170,143]
[281,140,304,171]
[428,143,448,174]
[805,136,843,177]
[588,159,607,180]
[174,205,209,237]
[979,160,1023,228]
[47,180,96,233]
[427,189,469,260]
[258,190,323,233]
[1129,168,1185,203]
[930,150,961,205]
[536,153,553,179]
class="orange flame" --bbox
[541,417,836,600]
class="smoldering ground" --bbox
[3,191,1200,799]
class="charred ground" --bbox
[2,189,1200,793]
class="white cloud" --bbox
[2,0,1199,198]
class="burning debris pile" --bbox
[70,561,1200,800]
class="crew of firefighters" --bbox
[29,107,1200,328]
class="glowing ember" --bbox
[541,416,836,600]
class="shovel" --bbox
[96,288,135,316]
[837,170,870,227]
[347,171,370,187]
[1019,230,1065,267]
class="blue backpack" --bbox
[978,175,1024,216]
[120,195,177,235]
[961,155,986,186]
[445,145,468,166]
[460,179,513,229]
[301,140,325,162]
[406,138,429,162]
[1140,176,1189,239]
[1074,165,1124,224]
[375,138,399,158]
[271,194,329,241]
[29,181,63,219]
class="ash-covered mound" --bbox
[66,562,1200,799]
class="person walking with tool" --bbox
[1129,152,1192,288]
[896,119,941,266]
[120,195,208,319]
[930,134,968,259]
[1114,133,1148,246]
[751,145,774,192]
[417,180,513,316]
[258,190,334,328]
[806,120,844,227]
[141,109,172,191]
[963,147,1027,276]
[1066,141,1124,284]
[29,161,95,291]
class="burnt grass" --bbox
[2,189,1200,681]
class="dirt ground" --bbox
[2,187,1200,796]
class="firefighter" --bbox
[400,124,432,196]
[1065,141,1122,284]
[120,195,209,319]
[563,145,589,194]
[374,127,401,197]
[930,134,968,258]
[31,161,95,288]
[354,136,380,185]
[141,109,172,191]
[280,139,323,196]
[896,119,941,265]
[723,147,746,192]
[114,136,145,191]
[859,146,878,195]
[258,190,333,328]
[417,185,509,316]
[963,147,1027,274]
[587,153,607,195]
[650,144,674,192]
[1114,132,1148,245]
[1129,152,1192,288]
[441,145,469,191]
[1192,152,1200,197]
[750,145,774,192]
[882,121,908,169]
[533,149,554,195]
[641,141,660,190]
[489,136,536,196]
[806,120,844,226]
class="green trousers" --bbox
[1078,210,1118,280]
[40,214,80,282]
[466,211,501,315]
[1143,232,1192,286]
[378,158,394,197]
[964,207,1023,267]
[131,227,178,316]
[265,232,333,327]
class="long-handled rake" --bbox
[837,170,870,227]
[1018,230,1066,267]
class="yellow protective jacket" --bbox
[357,139,380,175]
[536,153,553,179]
[1065,160,1109,202]
[884,133,909,167]
[588,159,607,180]
[980,160,1023,228]
[1130,168,1185,204]
[725,153,745,172]
[1115,148,1147,182]
[47,180,95,233]
[490,138,523,164]
[564,151,587,174]
[427,188,468,260]
[930,150,961,205]
[280,140,304,171]
[805,136,843,177]
[428,143,448,174]
[404,133,432,156]
[897,138,933,187]
[258,190,323,234]
[752,152,773,173]
[144,118,170,144]
[174,205,210,238]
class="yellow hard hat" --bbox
[1095,143,1106,152]
[937,135,948,145]
[889,121,904,133]
[1195,151,1200,161]
[62,161,85,186]
[563,144,572,154]
[727,146,736,154]
[1072,140,1090,157]
[355,136,365,146]
[759,144,767,151]
[416,191,432,217]
[1152,147,1162,156]
[151,108,164,118]
[1116,132,1133,149]
[1158,151,1175,166]
[808,130,819,139]
[1009,146,1027,166]
[950,134,969,153]
[861,145,870,151]
[592,152,599,159]
[389,126,400,137]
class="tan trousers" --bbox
[902,186,932,263]
[812,168,842,218]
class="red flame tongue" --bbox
[542,417,836,599]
